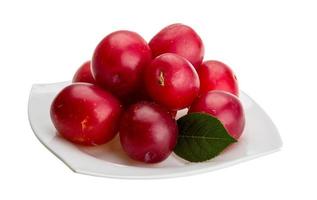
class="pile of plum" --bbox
[50,23,245,163]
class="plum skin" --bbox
[189,90,245,139]
[197,60,239,96]
[149,23,204,69]
[119,101,178,163]
[92,30,151,100]
[144,53,200,110]
[72,61,96,84]
[50,83,122,145]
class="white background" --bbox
[0,0,316,199]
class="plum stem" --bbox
[158,71,165,86]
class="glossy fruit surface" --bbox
[198,60,239,96]
[92,30,151,100]
[149,23,204,68]
[50,83,122,145]
[144,53,200,110]
[189,90,245,139]
[72,61,96,84]
[119,102,178,163]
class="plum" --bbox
[197,60,239,96]
[119,102,178,163]
[92,30,151,100]
[149,23,204,68]
[72,61,96,84]
[144,53,200,110]
[50,83,122,145]
[189,90,245,139]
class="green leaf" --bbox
[174,113,237,162]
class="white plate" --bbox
[28,82,282,179]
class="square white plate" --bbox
[28,82,282,179]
